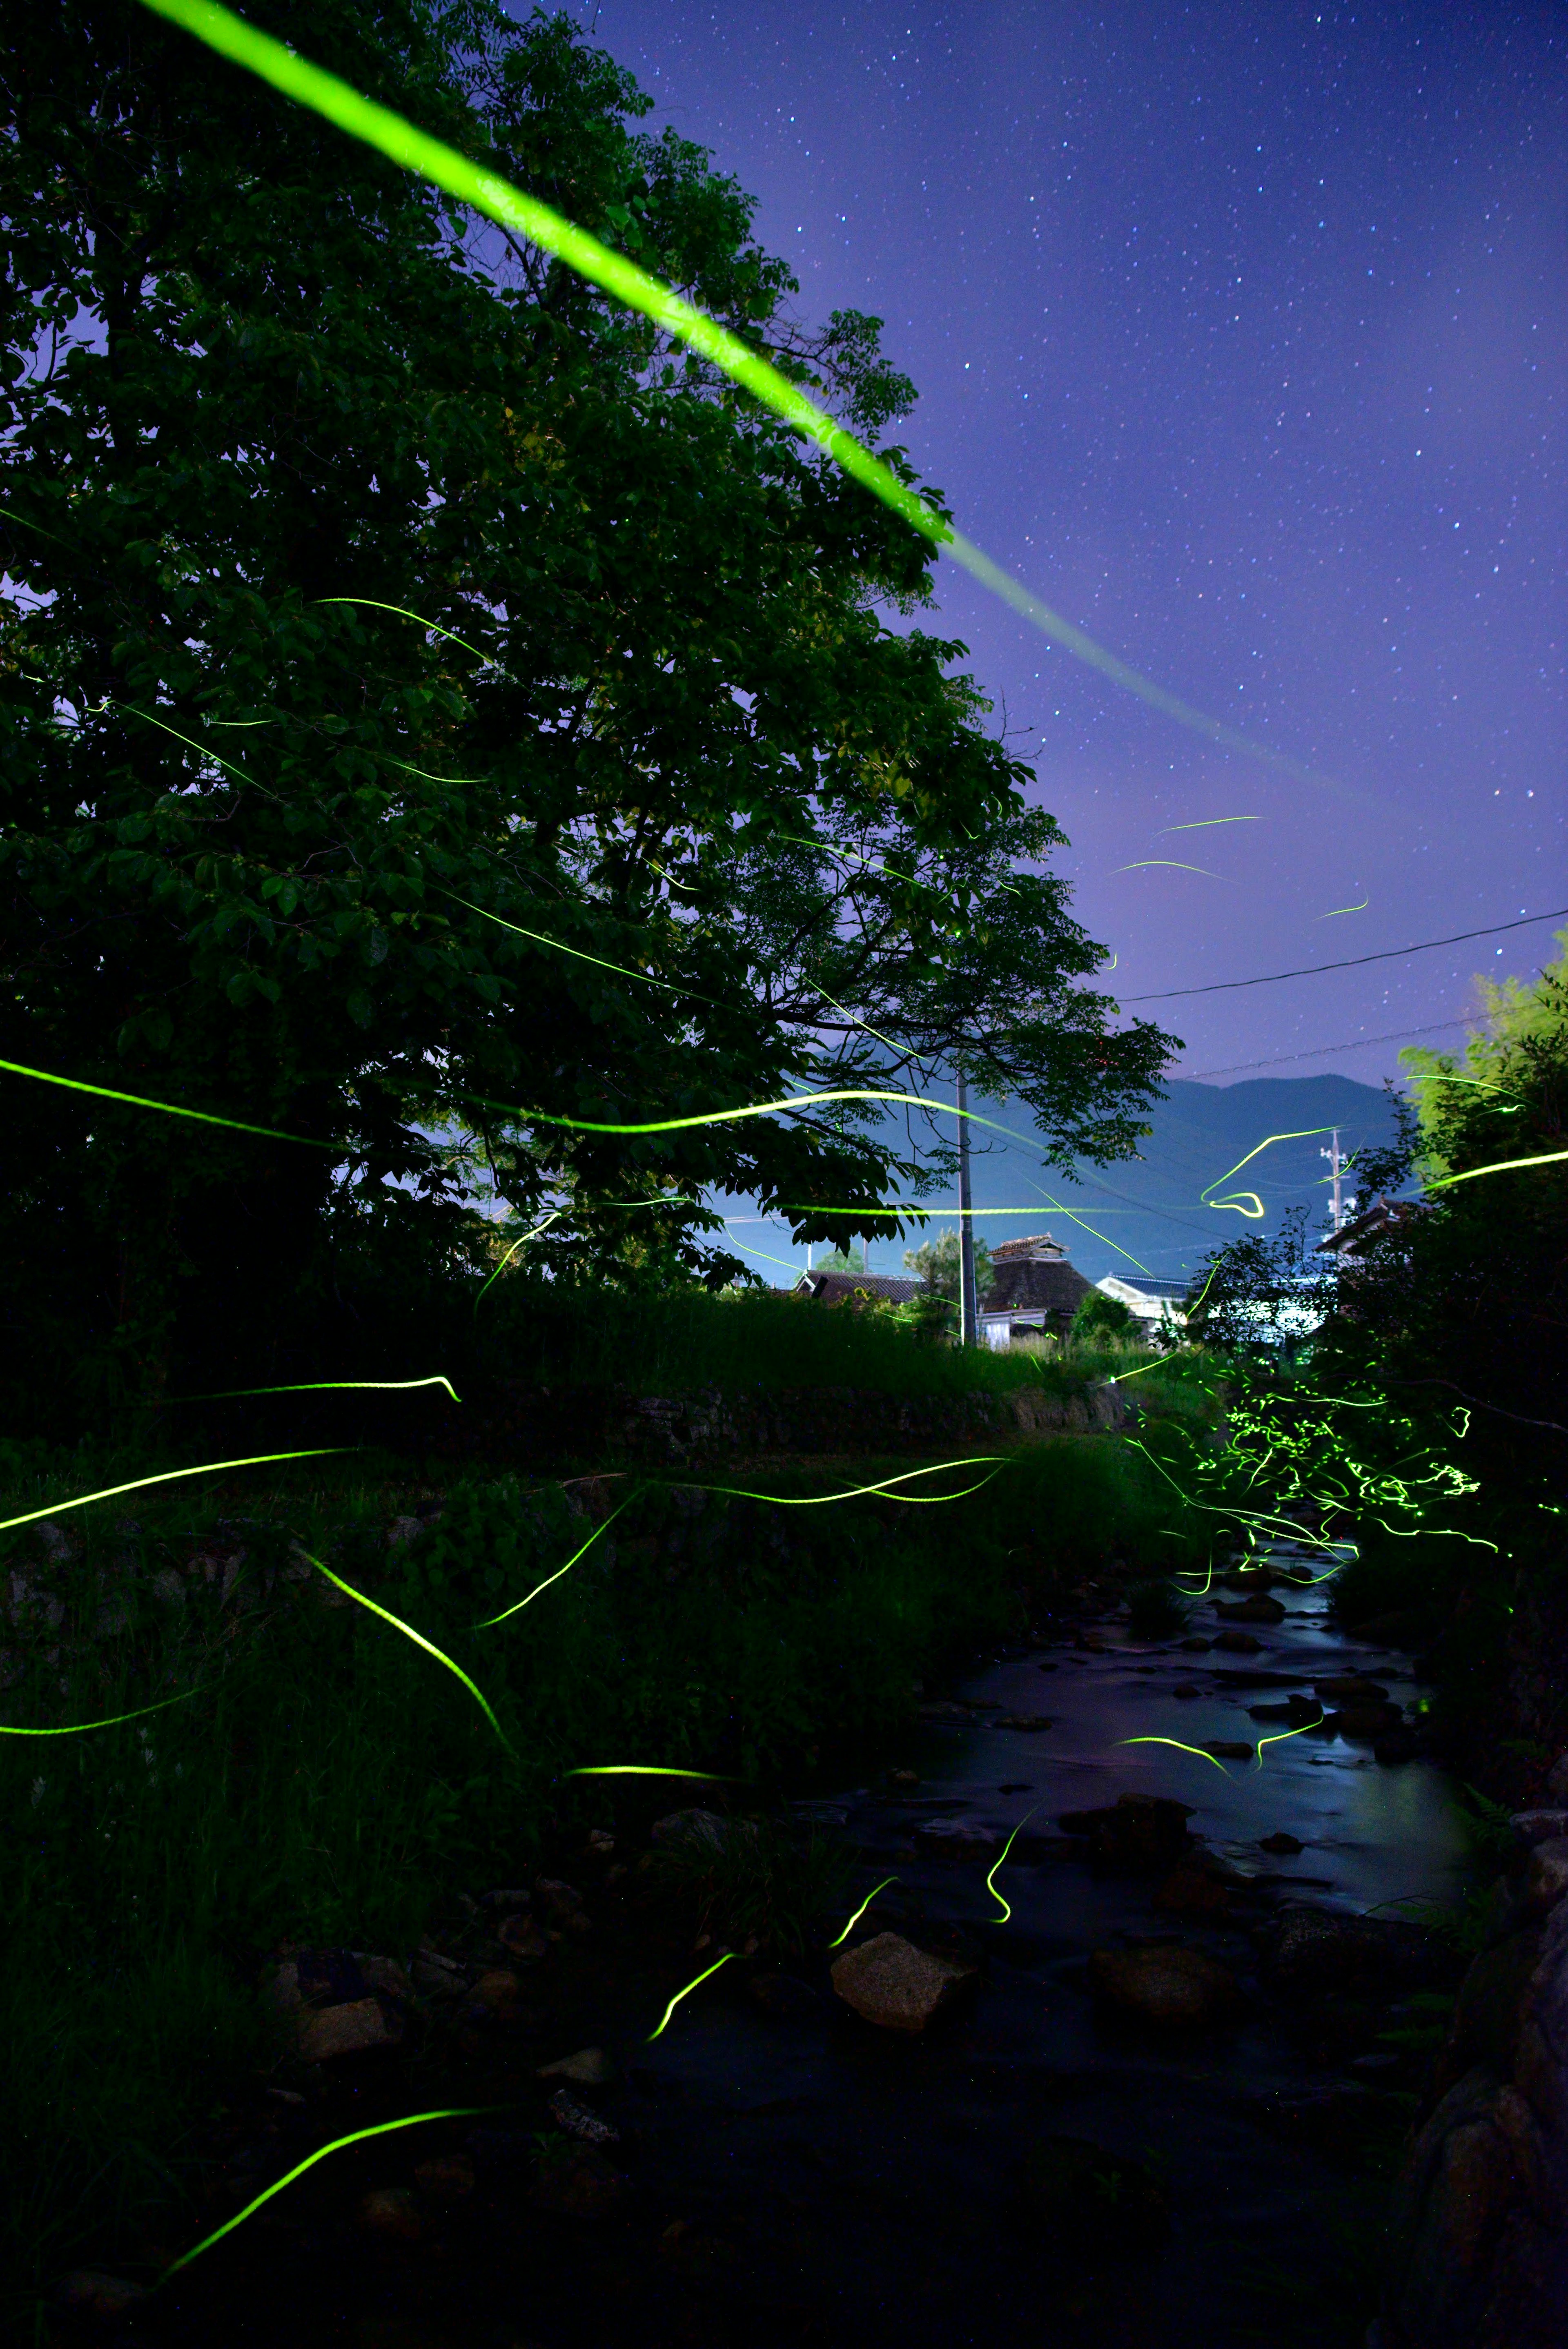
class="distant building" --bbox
[1095,1274,1188,1333]
[792,1268,922,1308]
[978,1233,1094,1348]
[1314,1195,1427,1264]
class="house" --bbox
[792,1268,922,1308]
[978,1233,1094,1349]
[1095,1274,1188,1333]
[1315,1195,1427,1264]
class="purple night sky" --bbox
[570,0,1564,1083]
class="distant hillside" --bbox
[718,1072,1399,1292]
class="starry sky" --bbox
[572,0,1564,1085]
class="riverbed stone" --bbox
[1527,1838,1568,1908]
[538,2046,615,2084]
[1214,1593,1287,1624]
[830,1931,976,2032]
[1512,1810,1568,1845]
[1058,1793,1195,1866]
[915,1817,1003,1857]
[1213,1629,1264,1654]
[1089,1943,1241,2027]
[1261,1908,1457,1996]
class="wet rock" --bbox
[1511,1810,1568,1846]
[1180,1636,1213,1652]
[1544,1749,1568,1805]
[549,2089,619,2145]
[1201,1741,1255,1762]
[915,1817,1003,1858]
[1214,1593,1287,1624]
[297,1997,401,2061]
[1374,1726,1430,1764]
[412,1946,467,1996]
[1261,1908,1458,1997]
[1331,1702,1406,1740]
[1526,1838,1568,1908]
[412,2153,475,2203]
[480,1887,532,1912]
[470,1968,526,2020]
[917,1700,972,1722]
[56,2272,147,2319]
[1058,1793,1196,1868]
[1016,2134,1168,2252]
[1172,1683,1201,1700]
[830,1932,977,2033]
[537,2046,615,2085]
[1088,1944,1241,2028]
[499,1913,550,1960]
[749,1971,825,2020]
[357,2186,423,2240]
[1260,1831,1305,1856]
[529,2147,627,2216]
[1214,1629,1264,1654]
[535,1877,586,1921]
[1153,1861,1234,1918]
[1314,1674,1390,1704]
[650,1808,751,1853]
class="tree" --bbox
[903,1227,995,1305]
[0,1,1176,1425]
[1070,1290,1135,1342]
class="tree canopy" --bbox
[0,0,1176,1419]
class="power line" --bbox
[1181,1017,1472,1081]
[1121,905,1568,1003]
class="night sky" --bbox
[573,0,1565,1086]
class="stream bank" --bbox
[60,1546,1488,2349]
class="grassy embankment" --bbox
[0,1291,1208,2316]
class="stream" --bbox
[141,1555,1474,2349]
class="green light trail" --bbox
[175,1375,460,1402]
[472,1502,630,1629]
[697,1458,1008,1507]
[298,1550,514,1752]
[1317,898,1369,918]
[2,1687,204,1739]
[0,1057,334,1149]
[1426,1147,1568,1190]
[828,1876,899,1949]
[1159,818,1261,833]
[564,1765,749,1779]
[1116,1736,1232,1774]
[473,1210,563,1310]
[647,1950,735,2040]
[1115,861,1227,880]
[161,2109,497,2275]
[138,0,1341,791]
[0,1451,350,1536]
[1200,1126,1336,1220]
[1254,1711,1325,1766]
[314,595,492,663]
[984,1807,1039,1923]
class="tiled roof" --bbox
[794,1269,923,1305]
[992,1232,1065,1262]
[984,1259,1094,1317]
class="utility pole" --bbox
[1320,1128,1345,1233]
[956,1061,978,1344]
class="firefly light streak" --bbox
[0,1057,334,1149]
[984,1808,1039,1923]
[1254,1711,1325,1765]
[314,595,492,664]
[1159,818,1261,833]
[1114,861,1227,880]
[175,1375,460,1402]
[565,1765,750,1780]
[1117,1736,1232,1775]
[1426,1148,1568,1191]
[697,1459,1008,1507]
[1317,899,1369,919]
[0,1451,349,1536]
[1200,1128,1336,1220]
[472,1501,630,1629]
[299,1550,514,1752]
[828,1875,900,1948]
[138,0,1341,792]
[647,1950,735,2041]
[473,1211,564,1310]
[1,1686,204,1739]
[160,2109,497,2276]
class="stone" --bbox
[1016,2135,1168,2251]
[650,1808,745,1852]
[1180,1636,1213,1652]
[534,1878,586,1919]
[749,1971,824,2020]
[413,2153,475,2203]
[529,2147,626,2216]
[386,1515,424,1549]
[297,1997,399,2061]
[357,2187,423,2240]
[549,2089,619,2145]
[915,1817,1003,1857]
[830,1932,976,2033]
[56,2272,147,2319]
[470,1968,525,2018]
[1526,1837,1568,1908]
[1260,1908,1457,1996]
[1314,1674,1390,1704]
[1544,1749,1568,1805]
[1172,1683,1201,1700]
[1213,1629,1264,1654]
[499,1913,549,1960]
[1088,1944,1241,2028]
[481,1887,532,1912]
[1259,1831,1305,1855]
[1057,1793,1196,1868]
[1214,1593,1287,1624]
[537,2046,615,2085]
[1201,1741,1254,1761]
[1153,1862,1233,1918]
[1331,1703,1406,1740]
[1511,1810,1568,1846]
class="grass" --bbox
[0,1432,1202,2320]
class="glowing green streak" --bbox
[1426,1147,1568,1190]
[1,1686,203,1738]
[564,1764,749,1779]
[1160,818,1261,832]
[647,1950,735,2040]
[1200,1127,1336,1220]
[137,0,1341,792]
[473,1210,563,1310]
[314,595,491,663]
[178,1375,459,1402]
[828,1876,900,1948]
[1317,898,1369,918]
[450,894,740,1017]
[0,1450,349,1536]
[0,1057,334,1148]
[300,1550,514,1753]
[697,1458,1007,1507]
[126,702,258,787]
[1022,1176,1154,1273]
[161,2108,496,2275]
[1117,1736,1232,1774]
[1255,1711,1325,1766]
[1109,1357,1173,1387]
[984,1807,1039,1923]
[1115,860,1226,879]
[1370,1518,1498,1549]
[494,1085,1037,1148]
[472,1501,630,1628]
